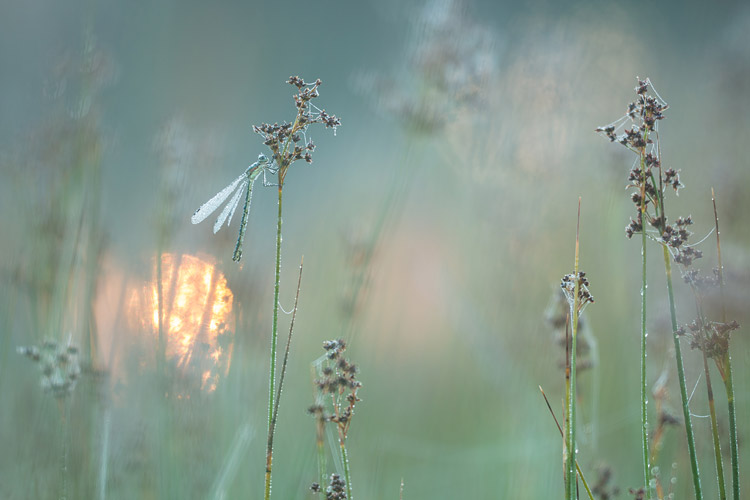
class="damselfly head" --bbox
[258,153,268,163]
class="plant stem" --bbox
[703,351,727,500]
[713,188,740,500]
[266,257,303,497]
[662,245,703,499]
[264,185,283,500]
[539,386,595,500]
[340,438,353,500]
[97,409,111,500]
[638,140,651,498]
[691,287,726,500]
[566,199,582,500]
[724,355,740,500]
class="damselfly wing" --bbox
[191,154,269,261]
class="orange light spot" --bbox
[129,253,234,393]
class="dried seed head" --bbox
[560,272,595,313]
[252,77,339,185]
[311,339,362,441]
[18,339,81,398]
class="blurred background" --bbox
[1,0,749,498]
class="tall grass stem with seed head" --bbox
[566,203,581,500]
[191,76,339,499]
[597,78,703,499]
[309,340,361,499]
[562,198,590,500]
[252,77,339,500]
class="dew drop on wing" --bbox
[213,181,246,233]
[191,173,246,225]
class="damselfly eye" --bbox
[258,153,267,162]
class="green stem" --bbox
[662,246,703,499]
[340,439,353,500]
[566,200,581,500]
[264,186,283,500]
[724,354,740,500]
[703,352,727,500]
[540,386,594,500]
[635,136,651,498]
[691,292,728,500]
[638,130,658,500]
[714,190,740,500]
[59,402,70,500]
[640,205,650,498]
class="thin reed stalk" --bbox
[540,386,595,500]
[638,131,651,497]
[724,360,739,500]
[264,185,283,500]
[596,79,703,499]
[266,256,304,498]
[565,199,582,500]
[713,189,740,500]
[662,247,703,499]
[654,143,703,500]
[340,439,353,500]
[702,349,727,500]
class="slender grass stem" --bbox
[264,185,283,500]
[266,256,303,497]
[638,138,651,499]
[713,188,740,500]
[640,214,650,496]
[539,386,595,500]
[724,357,740,500]
[662,245,703,499]
[564,316,572,495]
[59,400,70,500]
[703,351,727,500]
[690,286,726,499]
[565,199,582,500]
[340,438,352,500]
[98,409,111,500]
[271,257,304,425]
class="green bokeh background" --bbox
[1,0,749,498]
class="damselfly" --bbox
[191,154,276,262]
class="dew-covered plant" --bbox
[559,200,595,500]
[190,76,339,500]
[596,78,673,498]
[595,78,742,500]
[309,339,362,500]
